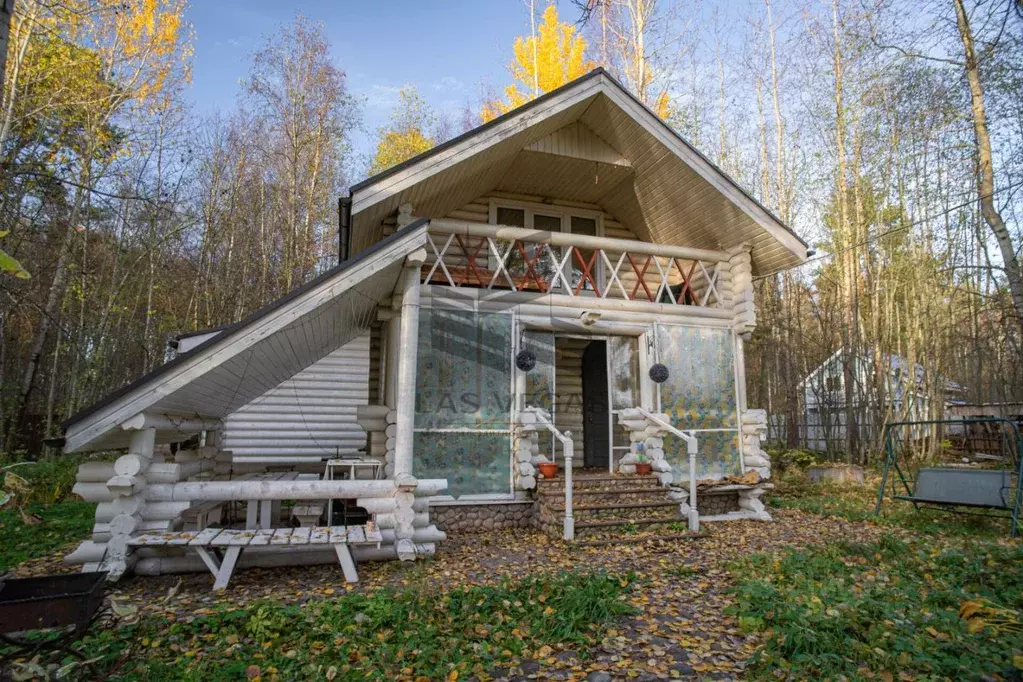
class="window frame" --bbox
[488,199,606,292]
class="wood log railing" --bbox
[425,220,730,308]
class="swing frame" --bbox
[873,417,1023,537]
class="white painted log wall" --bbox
[223,334,371,463]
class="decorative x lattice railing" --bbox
[423,221,728,308]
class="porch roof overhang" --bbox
[61,220,431,453]
[349,68,807,276]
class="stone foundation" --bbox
[431,502,535,532]
[697,491,740,515]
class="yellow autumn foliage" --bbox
[482,4,594,122]
[3,0,191,160]
[370,85,436,175]
[371,128,434,176]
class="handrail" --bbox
[430,219,731,262]
[637,408,700,532]
[524,407,576,541]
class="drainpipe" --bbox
[338,196,352,262]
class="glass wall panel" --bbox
[522,331,555,413]
[656,325,741,478]
[415,308,512,430]
[413,432,511,497]
[662,431,741,480]
[609,336,639,410]
[522,330,555,459]
[413,307,513,497]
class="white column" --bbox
[735,336,748,412]
[385,312,401,410]
[393,250,426,478]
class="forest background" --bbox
[1,0,1020,462]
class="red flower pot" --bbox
[635,462,652,475]
[537,462,558,478]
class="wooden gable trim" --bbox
[524,121,630,167]
[350,79,604,215]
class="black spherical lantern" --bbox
[515,349,537,372]
[649,363,670,384]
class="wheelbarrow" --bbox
[0,571,108,664]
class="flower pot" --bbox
[635,462,652,475]
[537,462,558,478]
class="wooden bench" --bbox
[128,525,383,591]
[181,500,224,531]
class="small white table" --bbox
[324,458,383,481]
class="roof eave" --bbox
[62,219,432,453]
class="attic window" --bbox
[496,207,525,227]
[489,200,603,236]
[489,200,606,292]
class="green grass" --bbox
[56,571,637,681]
[2,453,94,505]
[0,500,95,572]
[729,534,1023,681]
[771,471,1011,538]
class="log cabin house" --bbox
[60,69,807,586]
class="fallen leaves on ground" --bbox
[55,507,881,681]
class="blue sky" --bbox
[184,1,564,165]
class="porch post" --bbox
[393,249,426,478]
[104,426,155,581]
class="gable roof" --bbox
[349,68,807,276]
[62,219,430,453]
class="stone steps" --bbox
[551,500,678,511]
[545,500,681,524]
[538,485,664,498]
[536,474,684,538]
[536,473,660,491]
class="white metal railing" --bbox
[426,220,728,308]
[637,407,700,532]
[526,407,576,541]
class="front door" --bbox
[582,341,610,468]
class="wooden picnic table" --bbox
[128,525,383,590]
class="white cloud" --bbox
[363,83,403,110]
[432,76,465,93]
